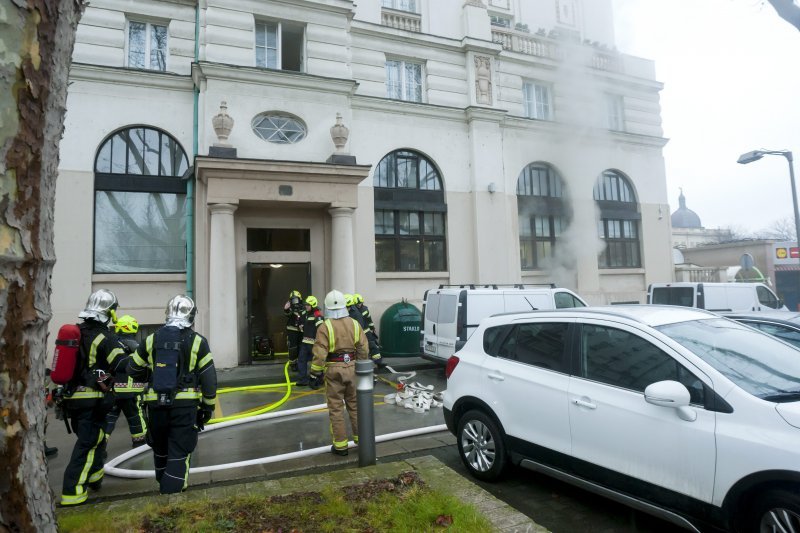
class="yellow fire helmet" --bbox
[344,293,355,307]
[115,314,139,335]
[305,295,318,308]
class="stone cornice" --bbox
[191,62,359,95]
[501,115,668,148]
[352,95,467,122]
[465,106,508,123]
[69,63,194,91]
[195,156,372,186]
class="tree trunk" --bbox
[0,0,83,530]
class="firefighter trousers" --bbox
[61,404,108,505]
[325,364,358,451]
[297,343,312,382]
[146,405,199,494]
[287,330,303,362]
[105,395,147,444]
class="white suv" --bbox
[443,305,800,532]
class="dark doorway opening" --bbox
[247,262,311,364]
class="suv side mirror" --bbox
[644,380,696,422]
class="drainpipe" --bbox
[187,2,200,298]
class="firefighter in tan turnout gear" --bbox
[308,289,368,456]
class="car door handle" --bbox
[573,398,597,409]
[487,373,505,381]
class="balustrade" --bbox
[381,8,421,32]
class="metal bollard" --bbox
[355,360,376,467]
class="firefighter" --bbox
[128,295,217,494]
[60,289,127,507]
[296,295,323,386]
[104,315,147,448]
[354,293,385,368]
[309,290,368,456]
[283,290,306,372]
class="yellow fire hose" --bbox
[208,361,297,424]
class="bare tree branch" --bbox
[767,0,800,31]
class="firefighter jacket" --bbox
[284,305,306,333]
[302,307,323,345]
[128,326,217,410]
[310,317,368,374]
[112,337,146,398]
[356,303,377,337]
[348,306,367,330]
[64,320,127,406]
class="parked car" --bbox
[421,284,587,364]
[724,311,800,349]
[647,282,786,312]
[443,305,800,532]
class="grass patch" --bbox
[58,471,494,532]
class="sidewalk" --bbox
[57,455,546,532]
[215,356,440,387]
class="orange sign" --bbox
[777,248,788,259]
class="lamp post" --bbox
[738,149,800,308]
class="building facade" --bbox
[52,0,673,367]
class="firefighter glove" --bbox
[309,372,324,390]
[197,406,213,431]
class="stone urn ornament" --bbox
[212,101,234,147]
[330,113,349,154]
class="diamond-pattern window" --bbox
[252,113,307,144]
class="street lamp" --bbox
[738,149,800,307]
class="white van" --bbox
[421,284,587,363]
[647,282,787,313]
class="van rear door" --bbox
[422,292,440,359]
[423,291,460,362]
[649,285,697,307]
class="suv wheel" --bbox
[456,410,506,481]
[746,489,800,533]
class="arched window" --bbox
[373,150,446,272]
[517,163,569,270]
[94,126,189,272]
[594,170,641,268]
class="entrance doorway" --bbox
[247,263,311,364]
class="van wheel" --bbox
[456,410,506,481]
[744,489,800,533]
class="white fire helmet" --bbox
[324,290,348,319]
[78,289,119,324]
[165,295,197,328]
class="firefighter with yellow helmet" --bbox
[104,314,148,448]
[353,293,385,368]
[296,295,323,386]
[309,290,368,455]
[283,290,306,372]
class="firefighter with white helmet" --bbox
[60,289,127,506]
[128,295,217,494]
[309,289,368,455]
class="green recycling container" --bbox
[379,300,422,357]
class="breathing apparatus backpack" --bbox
[51,324,82,385]
[152,327,196,407]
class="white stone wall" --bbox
[52,0,673,366]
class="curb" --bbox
[57,455,546,532]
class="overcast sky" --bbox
[612,0,800,235]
